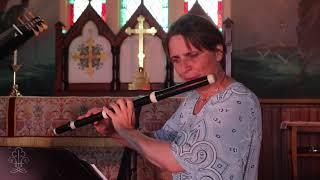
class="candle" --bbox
[13,50,18,65]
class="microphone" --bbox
[53,74,215,135]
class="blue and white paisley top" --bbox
[154,82,262,180]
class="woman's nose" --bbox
[181,59,192,72]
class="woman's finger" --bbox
[108,102,121,114]
[104,105,117,120]
[126,99,134,111]
[84,107,102,117]
[117,99,127,111]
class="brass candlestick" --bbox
[10,64,22,96]
[9,50,22,96]
[128,67,151,90]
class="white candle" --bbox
[13,71,16,85]
[13,50,18,65]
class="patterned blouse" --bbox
[154,82,262,180]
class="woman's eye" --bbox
[188,54,198,60]
[190,54,197,58]
[171,59,179,63]
[188,52,199,58]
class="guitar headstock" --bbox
[15,12,48,37]
[0,12,48,59]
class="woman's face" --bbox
[168,35,222,81]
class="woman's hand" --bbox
[78,107,115,136]
[104,98,135,133]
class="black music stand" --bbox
[0,146,103,180]
[117,107,142,180]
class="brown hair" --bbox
[163,14,226,58]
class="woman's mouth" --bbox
[184,76,201,81]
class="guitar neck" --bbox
[0,25,34,59]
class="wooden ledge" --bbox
[0,137,123,148]
[260,99,320,104]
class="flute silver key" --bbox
[53,74,215,135]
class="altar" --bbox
[1,96,320,179]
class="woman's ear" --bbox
[215,44,224,62]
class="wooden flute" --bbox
[53,74,215,135]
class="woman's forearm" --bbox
[116,129,183,172]
[109,131,153,148]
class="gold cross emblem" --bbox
[72,37,107,77]
[125,15,157,90]
[125,15,157,70]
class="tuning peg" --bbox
[24,14,31,21]
[17,17,24,24]
[23,13,42,36]
[30,12,49,31]
[28,11,35,18]
[34,20,44,32]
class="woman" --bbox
[81,14,262,180]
